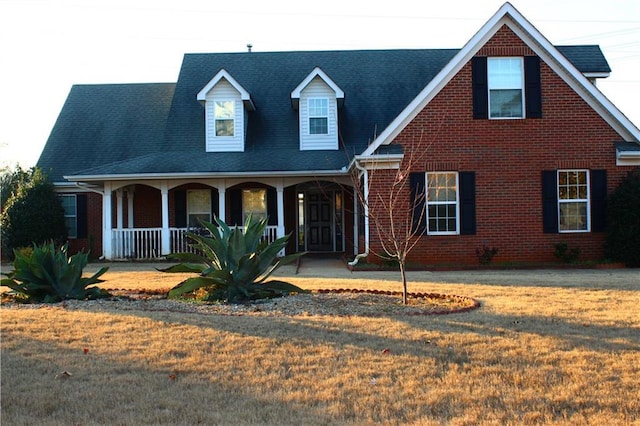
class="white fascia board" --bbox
[63,169,350,182]
[291,67,345,108]
[583,72,610,79]
[197,69,255,110]
[352,154,404,170]
[616,150,640,166]
[361,1,640,157]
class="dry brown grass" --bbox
[1,263,639,425]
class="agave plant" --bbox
[160,215,306,303]
[1,242,110,303]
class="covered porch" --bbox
[100,176,356,260]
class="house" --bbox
[37,2,640,265]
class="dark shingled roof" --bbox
[37,83,175,181]
[37,46,612,181]
[556,45,611,74]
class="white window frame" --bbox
[187,189,211,228]
[488,57,525,119]
[308,97,329,135]
[213,100,235,137]
[426,172,459,235]
[558,169,590,233]
[60,194,77,238]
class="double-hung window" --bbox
[558,170,590,232]
[60,194,77,238]
[242,189,267,222]
[308,98,329,135]
[187,189,211,227]
[214,100,235,137]
[488,57,524,119]
[426,172,459,234]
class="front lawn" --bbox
[1,268,638,424]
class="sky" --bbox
[0,0,638,168]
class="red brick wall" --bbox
[368,26,637,265]
[67,192,102,258]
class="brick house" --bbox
[37,3,640,264]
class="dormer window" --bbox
[292,67,344,151]
[197,69,255,152]
[214,100,235,137]
[308,98,329,135]
[488,57,524,118]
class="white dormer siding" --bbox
[299,77,338,150]
[198,69,254,153]
[204,79,244,152]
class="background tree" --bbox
[1,164,31,212]
[604,167,640,266]
[1,168,67,257]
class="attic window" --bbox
[214,100,235,137]
[488,57,524,119]
[308,98,329,135]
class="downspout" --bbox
[348,160,369,266]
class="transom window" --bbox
[243,189,267,222]
[214,100,235,137]
[558,170,590,232]
[488,57,524,119]
[59,194,77,238]
[187,189,211,227]
[308,98,329,135]
[426,172,459,234]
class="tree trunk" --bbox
[399,261,408,305]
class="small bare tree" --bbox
[350,132,434,305]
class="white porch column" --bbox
[218,183,226,223]
[102,182,113,260]
[276,182,285,239]
[126,187,135,228]
[161,182,170,256]
[116,188,124,230]
[353,186,359,255]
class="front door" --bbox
[307,193,333,251]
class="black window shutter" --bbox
[524,56,542,119]
[459,172,476,235]
[267,187,277,226]
[542,171,558,233]
[76,194,88,239]
[229,189,243,226]
[409,172,427,234]
[174,190,187,228]
[472,56,488,119]
[210,189,219,222]
[590,170,607,232]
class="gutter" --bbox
[348,159,369,266]
[63,168,350,182]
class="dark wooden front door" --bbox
[307,193,333,251]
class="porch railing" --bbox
[111,226,279,260]
[111,228,162,260]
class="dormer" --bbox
[291,67,344,151]
[197,69,255,152]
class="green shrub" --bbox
[0,168,67,257]
[160,215,306,303]
[553,242,580,264]
[476,245,499,265]
[605,168,640,266]
[1,242,110,303]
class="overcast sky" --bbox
[1,0,638,168]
